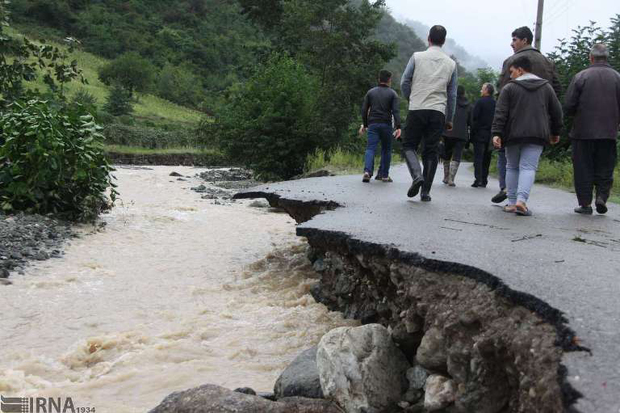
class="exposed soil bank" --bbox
[233,192,585,412]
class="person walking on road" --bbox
[564,44,620,215]
[441,85,470,187]
[471,83,496,188]
[491,56,563,216]
[401,25,458,202]
[360,69,402,183]
[492,26,562,204]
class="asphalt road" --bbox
[238,163,620,413]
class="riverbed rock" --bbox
[407,365,429,390]
[274,346,324,399]
[234,387,257,395]
[148,384,342,413]
[317,324,410,413]
[424,375,456,411]
[416,327,447,372]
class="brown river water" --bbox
[0,166,357,412]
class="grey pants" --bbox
[505,144,543,205]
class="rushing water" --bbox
[0,166,357,412]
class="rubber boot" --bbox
[420,156,439,202]
[404,149,424,198]
[442,160,450,184]
[447,161,460,187]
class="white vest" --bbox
[408,46,456,114]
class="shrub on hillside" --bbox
[156,63,203,108]
[213,54,321,180]
[104,83,134,116]
[0,100,117,221]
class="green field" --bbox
[7,27,202,126]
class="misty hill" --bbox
[374,12,427,88]
[404,19,489,71]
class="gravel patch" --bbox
[0,213,74,280]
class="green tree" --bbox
[1,2,85,106]
[214,54,321,180]
[156,63,202,107]
[240,0,395,148]
[98,52,155,96]
[104,82,134,116]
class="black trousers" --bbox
[403,110,445,160]
[404,110,445,193]
[572,139,617,205]
[442,137,465,162]
[473,141,492,185]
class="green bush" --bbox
[98,52,155,96]
[156,64,203,108]
[103,83,134,116]
[103,124,199,149]
[214,54,321,180]
[0,100,117,221]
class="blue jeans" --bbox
[497,148,507,190]
[505,144,543,205]
[364,123,393,177]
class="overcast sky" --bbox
[384,0,619,69]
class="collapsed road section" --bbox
[235,164,620,413]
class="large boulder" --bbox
[148,384,342,413]
[275,346,324,399]
[317,324,410,413]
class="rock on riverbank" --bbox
[0,213,73,279]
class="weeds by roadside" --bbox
[306,147,403,176]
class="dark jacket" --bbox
[361,84,401,129]
[443,96,470,141]
[492,75,563,147]
[564,62,620,140]
[471,95,496,143]
[499,46,562,96]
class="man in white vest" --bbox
[400,25,458,202]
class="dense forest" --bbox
[8,0,428,109]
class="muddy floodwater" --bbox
[0,166,356,412]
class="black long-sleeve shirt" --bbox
[361,84,401,129]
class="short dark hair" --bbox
[457,85,465,97]
[483,83,495,96]
[379,69,392,83]
[512,26,533,44]
[510,56,532,73]
[429,25,447,46]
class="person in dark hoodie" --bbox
[492,56,563,216]
[470,83,496,188]
[441,85,470,187]
[492,26,562,204]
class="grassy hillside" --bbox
[6,27,202,126]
